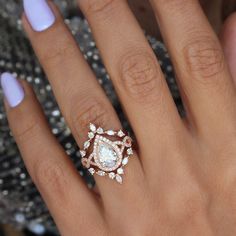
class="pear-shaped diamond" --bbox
[117,168,124,175]
[97,127,104,134]
[88,132,95,139]
[98,143,118,168]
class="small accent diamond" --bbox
[116,175,123,184]
[89,123,96,132]
[97,171,106,176]
[122,157,129,165]
[88,132,95,139]
[109,172,116,179]
[80,150,86,157]
[88,168,95,175]
[117,168,124,175]
[106,130,115,136]
[118,130,125,137]
[127,148,133,155]
[97,127,104,134]
[84,141,90,149]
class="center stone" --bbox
[98,143,118,168]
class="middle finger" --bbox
[78,0,184,171]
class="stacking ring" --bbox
[81,123,134,184]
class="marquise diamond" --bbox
[106,130,115,136]
[118,130,125,137]
[122,157,129,165]
[80,150,86,157]
[116,175,123,184]
[84,141,90,149]
[90,123,96,132]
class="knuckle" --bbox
[158,0,191,12]
[33,159,68,201]
[41,38,76,65]
[183,36,225,82]
[83,0,118,15]
[13,114,41,143]
[71,97,110,139]
[170,190,207,222]
[118,51,162,103]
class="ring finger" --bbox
[22,0,144,205]
[78,0,184,174]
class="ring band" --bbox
[81,123,134,184]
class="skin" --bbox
[4,0,236,235]
[221,13,236,83]
[128,0,235,36]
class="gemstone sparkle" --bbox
[98,143,118,168]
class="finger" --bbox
[22,1,144,202]
[220,13,236,84]
[1,73,103,235]
[78,0,183,168]
[150,0,236,138]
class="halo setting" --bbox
[81,123,133,184]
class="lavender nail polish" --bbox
[0,72,25,108]
[23,0,55,32]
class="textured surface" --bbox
[0,0,180,234]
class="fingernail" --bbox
[23,0,55,32]
[0,72,25,108]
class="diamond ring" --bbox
[80,123,134,184]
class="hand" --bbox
[2,0,236,235]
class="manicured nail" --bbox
[1,72,25,108]
[23,0,55,32]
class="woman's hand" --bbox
[2,0,236,235]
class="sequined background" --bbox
[0,0,180,235]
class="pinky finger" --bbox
[0,72,105,235]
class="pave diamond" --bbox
[98,143,118,168]
[97,171,106,176]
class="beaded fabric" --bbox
[0,0,181,234]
